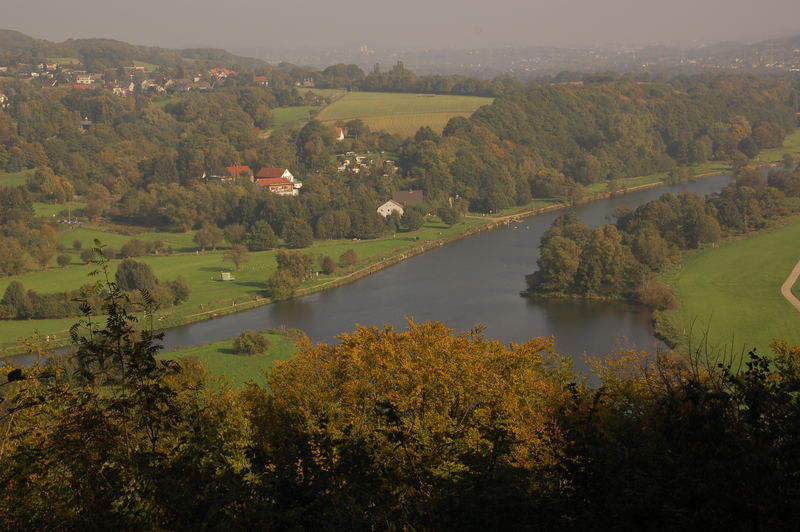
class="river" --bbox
[156,173,736,370]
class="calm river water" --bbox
[158,173,736,369]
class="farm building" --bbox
[377,199,404,218]
[255,167,302,196]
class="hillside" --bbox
[0,29,269,70]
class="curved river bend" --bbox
[160,173,735,368]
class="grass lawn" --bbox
[759,129,800,164]
[315,91,493,137]
[296,87,346,99]
[0,217,491,355]
[132,60,158,71]
[34,201,87,218]
[0,170,33,187]
[664,216,800,360]
[59,225,199,253]
[270,106,316,128]
[160,330,299,386]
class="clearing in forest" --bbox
[315,91,493,137]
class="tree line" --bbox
[527,163,800,305]
[0,74,795,279]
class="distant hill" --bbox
[0,29,270,70]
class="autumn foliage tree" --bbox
[248,320,573,529]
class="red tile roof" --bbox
[226,165,252,178]
[256,167,289,179]
[253,76,268,83]
[256,177,293,188]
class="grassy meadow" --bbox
[0,216,492,354]
[759,129,800,164]
[270,106,316,128]
[315,91,494,137]
[159,329,299,386]
[296,87,346,99]
[663,216,800,358]
[0,170,33,187]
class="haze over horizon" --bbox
[4,0,800,53]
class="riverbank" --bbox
[656,214,800,357]
[1,150,793,360]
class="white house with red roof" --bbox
[255,167,302,196]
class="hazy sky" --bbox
[4,0,800,50]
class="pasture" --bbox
[315,91,493,137]
[160,330,299,386]
[666,216,800,359]
[270,106,316,128]
[760,129,800,164]
[0,170,33,187]
[0,216,491,354]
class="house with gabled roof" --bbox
[377,199,404,218]
[255,167,302,196]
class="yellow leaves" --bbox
[264,319,578,481]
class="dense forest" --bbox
[0,72,795,282]
[1,277,798,530]
[526,164,800,305]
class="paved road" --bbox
[780,259,800,312]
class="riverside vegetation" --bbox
[1,68,796,353]
[1,271,799,530]
[526,162,800,356]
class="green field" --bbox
[296,87,346,99]
[132,60,158,71]
[270,106,316,128]
[0,170,33,187]
[315,91,494,137]
[664,216,800,359]
[0,216,491,354]
[159,330,299,386]
[33,201,86,218]
[759,129,800,164]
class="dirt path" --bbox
[780,259,800,312]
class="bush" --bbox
[56,254,71,268]
[169,276,191,304]
[72,240,82,251]
[266,270,299,301]
[637,280,678,311]
[339,249,357,268]
[115,259,158,292]
[80,248,96,263]
[233,330,271,355]
[437,207,461,226]
[121,239,148,258]
[321,256,336,274]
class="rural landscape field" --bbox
[665,215,800,355]
[315,91,494,136]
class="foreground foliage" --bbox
[1,276,799,530]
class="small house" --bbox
[377,199,404,218]
[255,167,302,196]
